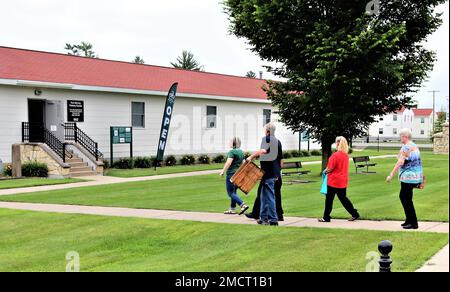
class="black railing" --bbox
[44,128,70,163]
[22,122,30,142]
[22,122,72,163]
[65,123,103,161]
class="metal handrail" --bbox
[65,123,103,161]
[22,122,72,162]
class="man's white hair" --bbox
[265,122,276,136]
[399,128,413,139]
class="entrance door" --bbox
[45,100,64,140]
[28,99,45,142]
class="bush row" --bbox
[283,148,353,159]
[108,148,348,170]
[2,161,48,178]
[110,154,227,169]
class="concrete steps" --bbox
[70,166,93,173]
[66,158,83,164]
[69,170,99,177]
[66,152,98,178]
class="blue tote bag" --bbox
[320,172,328,196]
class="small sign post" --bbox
[110,126,133,164]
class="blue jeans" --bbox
[226,174,244,208]
[260,178,277,223]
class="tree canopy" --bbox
[171,50,204,71]
[133,56,145,64]
[65,42,98,58]
[224,0,445,169]
[246,71,257,78]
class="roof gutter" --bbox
[0,78,271,104]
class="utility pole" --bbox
[428,90,440,133]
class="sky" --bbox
[1,0,448,111]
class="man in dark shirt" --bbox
[245,140,284,221]
[246,122,281,226]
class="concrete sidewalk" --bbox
[417,245,449,272]
[0,201,447,234]
[0,155,397,197]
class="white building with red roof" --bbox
[0,46,317,170]
[368,107,435,140]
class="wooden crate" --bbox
[230,161,265,194]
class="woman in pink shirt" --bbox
[319,136,360,222]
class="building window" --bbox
[263,109,272,125]
[393,128,398,135]
[393,114,398,121]
[206,106,217,129]
[421,117,425,124]
[131,102,145,128]
[421,129,425,135]
[379,128,384,135]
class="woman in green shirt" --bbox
[220,137,249,215]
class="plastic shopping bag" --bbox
[320,172,328,196]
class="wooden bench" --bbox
[282,161,311,183]
[353,156,377,174]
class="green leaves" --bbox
[171,51,204,71]
[224,0,444,146]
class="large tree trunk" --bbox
[321,139,333,172]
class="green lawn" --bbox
[106,150,398,178]
[1,153,447,222]
[105,163,222,178]
[0,178,85,190]
[0,209,446,272]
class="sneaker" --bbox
[403,224,419,230]
[348,215,360,222]
[239,204,249,215]
[318,218,331,223]
[224,209,237,215]
[401,222,409,227]
[269,222,279,226]
[257,219,269,225]
[278,216,284,222]
[245,213,256,220]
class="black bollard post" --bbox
[378,240,393,272]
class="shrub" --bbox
[21,161,48,177]
[3,163,12,176]
[150,157,162,167]
[134,157,152,168]
[113,158,134,169]
[290,150,300,158]
[310,149,322,156]
[165,155,177,167]
[180,155,196,165]
[212,154,226,164]
[102,159,110,169]
[198,154,211,164]
[283,151,292,159]
[301,150,311,157]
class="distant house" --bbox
[368,108,434,139]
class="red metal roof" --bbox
[0,46,268,100]
[413,109,433,116]
[396,107,433,116]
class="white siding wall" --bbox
[369,110,433,139]
[0,85,318,163]
[412,116,433,138]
